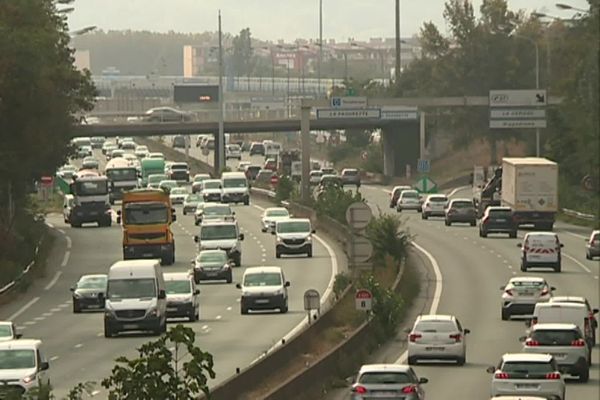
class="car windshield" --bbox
[0,326,12,338]
[402,191,418,198]
[198,252,227,264]
[136,146,148,152]
[502,362,554,376]
[511,280,545,289]
[160,181,177,188]
[266,209,289,217]
[204,206,231,216]
[200,225,237,240]
[531,329,581,345]
[108,278,156,300]
[77,276,107,289]
[124,202,168,224]
[277,221,310,233]
[106,168,137,181]
[194,175,209,182]
[228,145,240,151]
[223,178,247,188]
[489,210,512,217]
[428,197,447,203]
[204,181,221,189]
[171,188,188,195]
[343,170,358,176]
[186,194,202,203]
[415,321,456,333]
[165,280,191,295]
[243,272,281,287]
[452,201,473,208]
[358,372,412,384]
[74,180,108,196]
[148,174,168,183]
[171,164,188,170]
[0,350,36,370]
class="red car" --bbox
[264,158,277,172]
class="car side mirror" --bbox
[516,243,522,247]
[172,214,177,222]
[69,287,75,292]
[486,366,495,374]
[345,376,355,385]
[232,211,236,215]
[97,292,104,300]
[235,283,242,289]
[63,204,67,208]
[271,231,276,235]
[403,327,411,334]
[550,286,556,291]
[194,289,200,295]
[499,285,505,290]
[40,361,50,371]
[16,334,22,339]
[525,320,532,328]
[284,281,290,287]
[560,243,564,247]
[116,210,122,216]
[158,289,166,299]
[593,308,599,314]
[116,216,121,224]
[194,236,199,243]
[239,234,244,240]
[463,329,470,335]
[312,229,316,234]
[418,377,428,384]
[518,335,527,342]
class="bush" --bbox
[314,186,363,225]
[361,274,404,338]
[361,144,384,174]
[365,213,412,264]
[327,143,358,164]
[275,175,295,203]
[333,273,351,300]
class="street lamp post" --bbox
[395,0,401,84]
[216,10,225,175]
[318,0,323,95]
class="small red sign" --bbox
[270,175,280,186]
[355,289,372,300]
[40,176,54,187]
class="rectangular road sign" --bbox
[417,159,430,173]
[490,109,546,119]
[489,89,547,107]
[330,96,367,109]
[490,119,547,129]
[316,108,381,119]
[381,110,419,120]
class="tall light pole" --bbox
[216,10,225,175]
[318,0,323,96]
[395,0,401,84]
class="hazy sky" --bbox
[68,0,590,41]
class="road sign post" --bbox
[303,289,321,323]
[417,159,430,174]
[345,202,373,271]
[355,289,373,312]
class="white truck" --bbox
[105,157,139,204]
[501,157,558,230]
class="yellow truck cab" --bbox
[117,189,176,265]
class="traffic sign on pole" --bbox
[316,108,381,119]
[417,159,430,174]
[330,96,367,108]
[355,289,373,311]
[414,176,437,193]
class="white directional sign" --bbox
[489,89,547,107]
[316,108,381,119]
[381,110,419,120]
[330,96,367,108]
[490,120,547,129]
[490,109,546,119]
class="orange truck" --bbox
[117,189,176,265]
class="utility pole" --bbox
[318,0,323,96]
[395,0,401,85]
[216,10,225,175]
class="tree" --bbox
[365,213,412,264]
[102,325,216,400]
[0,0,96,231]
[231,28,253,78]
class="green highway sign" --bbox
[414,176,437,194]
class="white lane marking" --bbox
[24,321,36,326]
[512,271,517,275]
[562,231,588,240]
[91,390,100,396]
[45,222,54,229]
[44,271,63,291]
[61,250,71,267]
[49,356,59,361]
[65,236,72,249]
[447,185,470,197]
[503,260,508,264]
[202,325,209,330]
[34,316,45,321]
[8,297,40,321]
[215,315,222,320]
[226,306,232,311]
[57,228,66,235]
[58,303,69,308]
[395,241,443,364]
[74,344,83,349]
[253,204,265,212]
[50,308,61,313]
[236,298,241,303]
[508,265,513,269]
[496,254,502,258]
[595,276,599,280]
[97,332,103,337]
[42,312,53,317]
[563,253,592,274]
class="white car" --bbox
[236,266,289,314]
[421,194,448,219]
[200,179,223,203]
[169,187,188,205]
[261,207,290,233]
[134,145,149,158]
[500,276,554,320]
[350,364,428,400]
[487,353,565,400]
[225,144,242,160]
[0,321,20,341]
[406,314,470,365]
[309,170,323,186]
[518,232,563,272]
[164,272,200,322]
[396,190,422,212]
[0,339,50,393]
[237,161,251,172]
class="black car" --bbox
[70,274,107,313]
[249,142,265,156]
[144,106,193,122]
[193,250,233,284]
[479,206,517,238]
[172,135,187,148]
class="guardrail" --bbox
[562,208,597,221]
[0,240,43,298]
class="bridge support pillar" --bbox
[381,120,420,178]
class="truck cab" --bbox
[140,158,166,187]
[117,189,176,265]
[69,171,112,228]
[105,157,139,204]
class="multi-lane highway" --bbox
[180,138,599,399]
[0,147,338,397]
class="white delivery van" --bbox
[103,259,167,338]
[518,232,563,272]
[533,302,594,349]
[0,339,50,393]
[221,171,249,205]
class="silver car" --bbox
[421,194,448,219]
[261,207,290,233]
[500,276,554,320]
[487,353,565,400]
[396,190,422,212]
[585,230,600,259]
[406,314,470,365]
[350,364,427,400]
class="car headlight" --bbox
[306,236,312,242]
[273,288,284,296]
[22,373,37,384]
[276,237,282,243]
[148,307,159,317]
[73,292,82,299]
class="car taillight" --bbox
[352,386,367,394]
[482,217,489,224]
[409,333,422,342]
[525,339,540,346]
[571,339,586,347]
[504,289,514,296]
[448,209,455,215]
[449,333,462,342]
[401,385,417,394]
[495,372,509,379]
[540,288,550,296]
[546,372,561,380]
[531,317,538,326]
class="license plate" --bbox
[143,253,153,257]
[425,346,445,351]
[553,353,567,359]
[496,219,506,222]
[167,307,178,312]
[520,292,534,296]
[122,324,138,330]
[255,299,269,304]
[516,384,538,389]
[205,271,219,276]
[90,211,98,215]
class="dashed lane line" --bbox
[7,297,40,321]
[61,251,71,267]
[65,236,72,250]
[57,229,66,235]
[563,253,592,274]
[44,271,63,291]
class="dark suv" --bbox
[249,142,265,156]
[445,199,476,226]
[479,206,517,238]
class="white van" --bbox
[0,339,50,393]
[533,302,594,348]
[518,232,563,272]
[221,171,249,205]
[103,260,167,337]
[195,220,244,266]
[274,218,315,258]
[63,194,75,223]
[236,266,289,314]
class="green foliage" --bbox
[361,144,384,174]
[333,273,351,300]
[314,186,363,225]
[326,143,358,165]
[275,175,295,203]
[361,274,404,337]
[102,325,215,400]
[365,213,412,264]
[231,28,253,77]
